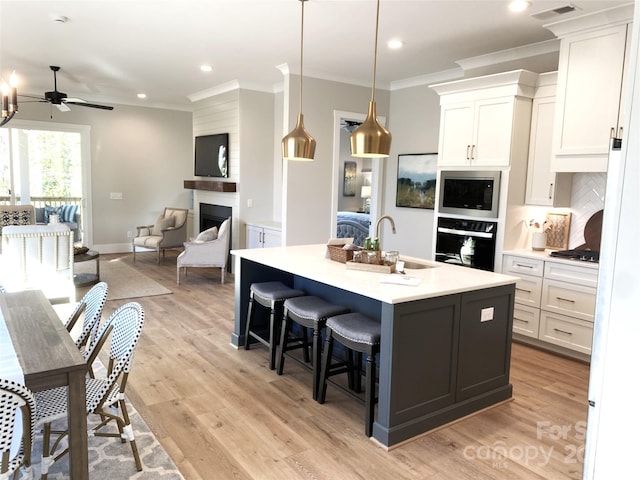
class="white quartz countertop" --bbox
[503,248,599,270]
[232,244,518,304]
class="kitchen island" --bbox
[231,244,518,447]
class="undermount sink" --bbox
[399,260,433,270]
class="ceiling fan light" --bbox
[350,101,391,158]
[282,113,316,161]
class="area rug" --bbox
[75,258,172,301]
[27,398,185,480]
[26,356,184,479]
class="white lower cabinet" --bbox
[503,252,598,356]
[246,222,282,249]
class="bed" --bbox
[336,211,370,247]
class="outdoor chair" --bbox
[176,217,230,284]
[0,378,36,480]
[35,302,145,478]
[132,207,188,263]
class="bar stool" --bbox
[276,296,349,400]
[318,312,381,437]
[244,281,305,369]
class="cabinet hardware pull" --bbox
[548,183,553,199]
[471,144,476,160]
[466,145,471,160]
[556,296,575,303]
[515,287,532,293]
[515,318,529,323]
[610,127,615,139]
[618,126,623,139]
[553,328,573,335]
[515,263,533,268]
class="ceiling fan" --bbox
[23,65,114,112]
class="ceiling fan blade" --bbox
[56,103,71,112]
[65,98,114,110]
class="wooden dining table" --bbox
[0,290,88,479]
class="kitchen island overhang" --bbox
[231,244,518,447]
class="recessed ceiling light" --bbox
[200,65,213,72]
[509,0,531,12]
[388,39,404,49]
[137,93,146,99]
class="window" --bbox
[0,120,92,244]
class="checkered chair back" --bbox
[65,282,109,354]
[0,378,36,477]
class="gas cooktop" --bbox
[549,249,600,263]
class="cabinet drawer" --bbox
[503,255,544,277]
[514,274,542,308]
[541,279,596,322]
[544,261,598,288]
[513,304,540,338]
[539,311,593,355]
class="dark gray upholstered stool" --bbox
[318,312,381,437]
[276,296,349,400]
[244,281,305,370]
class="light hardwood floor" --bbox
[97,251,590,480]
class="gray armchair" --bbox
[132,207,188,263]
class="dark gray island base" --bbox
[231,246,516,448]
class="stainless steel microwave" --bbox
[438,170,501,218]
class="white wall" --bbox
[14,101,193,252]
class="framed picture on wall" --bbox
[396,153,437,209]
[343,161,357,196]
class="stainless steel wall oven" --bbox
[435,217,497,271]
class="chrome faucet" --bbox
[375,215,397,241]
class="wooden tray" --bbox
[346,261,395,274]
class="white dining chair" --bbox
[0,378,36,480]
[35,302,145,478]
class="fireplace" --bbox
[200,203,232,272]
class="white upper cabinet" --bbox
[431,70,537,168]
[525,72,572,206]
[545,4,634,172]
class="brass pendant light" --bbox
[350,0,392,158]
[282,0,316,161]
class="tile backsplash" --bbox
[568,173,606,249]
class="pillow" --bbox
[44,205,59,223]
[151,215,175,235]
[195,226,218,242]
[58,204,79,223]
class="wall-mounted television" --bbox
[194,133,229,178]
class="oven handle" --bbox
[437,227,494,239]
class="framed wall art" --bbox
[546,211,571,250]
[396,153,437,209]
[343,161,357,197]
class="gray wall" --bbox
[378,84,441,258]
[12,101,192,252]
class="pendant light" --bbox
[282,0,316,161]
[350,0,392,158]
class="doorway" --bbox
[330,110,385,244]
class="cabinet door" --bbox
[472,97,513,167]
[525,96,572,206]
[552,24,628,171]
[246,225,263,249]
[438,102,474,166]
[261,227,282,248]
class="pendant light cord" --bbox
[371,0,380,102]
[299,0,305,115]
